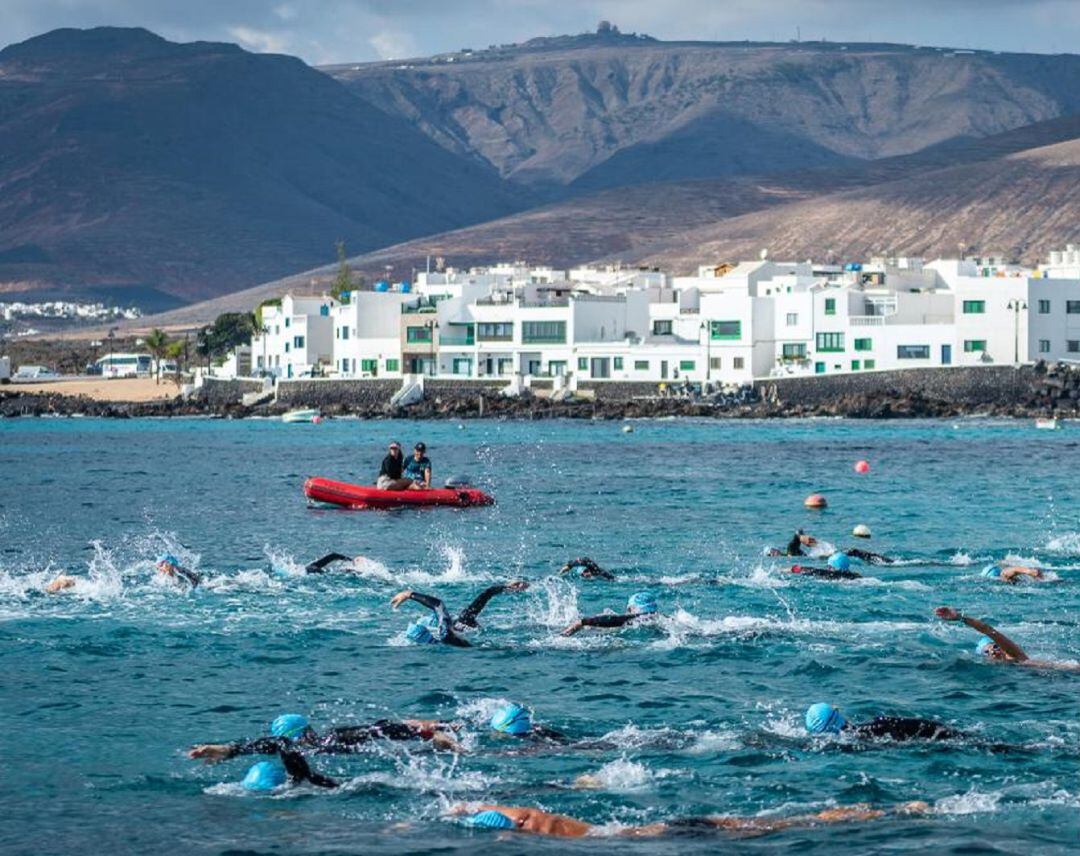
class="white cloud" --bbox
[368,29,419,60]
[227,25,287,54]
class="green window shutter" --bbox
[577,357,588,371]
[824,298,836,315]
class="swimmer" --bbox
[790,553,862,580]
[391,581,530,647]
[190,712,463,760]
[804,702,963,741]
[845,548,894,565]
[44,574,79,593]
[935,606,1080,671]
[304,552,363,573]
[767,529,817,557]
[155,553,201,587]
[240,750,338,791]
[450,801,930,838]
[488,703,568,744]
[558,557,615,580]
[979,564,1044,584]
[560,591,658,637]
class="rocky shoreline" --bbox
[3,362,1079,420]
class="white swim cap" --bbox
[852,524,872,538]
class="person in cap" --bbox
[449,801,930,838]
[789,552,862,580]
[44,552,199,592]
[934,606,1079,670]
[488,703,567,744]
[391,580,530,647]
[403,442,432,489]
[240,750,338,791]
[189,712,463,760]
[803,702,963,741]
[560,591,659,637]
[979,564,1044,584]
[768,529,817,557]
[376,441,412,490]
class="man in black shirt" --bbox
[376,440,411,490]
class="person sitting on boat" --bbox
[557,557,615,580]
[189,712,463,761]
[391,581,530,647]
[449,801,930,838]
[804,702,963,741]
[560,591,659,636]
[376,440,412,490]
[935,606,1080,670]
[790,552,862,580]
[402,442,432,489]
[980,563,1044,584]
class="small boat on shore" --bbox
[282,408,321,424]
[304,476,494,510]
[1035,418,1060,430]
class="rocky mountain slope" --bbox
[0,27,523,307]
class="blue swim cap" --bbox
[157,553,180,568]
[241,761,286,791]
[827,552,851,572]
[462,810,515,830]
[976,635,997,655]
[805,702,847,734]
[490,703,532,735]
[981,564,1002,578]
[406,621,438,644]
[627,592,658,615]
[270,713,310,739]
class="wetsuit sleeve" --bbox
[304,553,352,573]
[407,592,454,641]
[854,717,962,741]
[227,737,290,757]
[456,585,508,628]
[847,549,892,565]
[176,566,201,587]
[531,725,569,743]
[793,566,861,580]
[442,630,472,648]
[280,751,338,788]
[580,613,637,629]
[786,535,804,557]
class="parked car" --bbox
[14,365,59,380]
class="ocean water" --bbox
[1,416,1078,854]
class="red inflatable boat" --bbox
[304,477,494,510]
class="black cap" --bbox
[414,442,426,452]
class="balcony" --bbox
[849,316,886,326]
[439,335,475,347]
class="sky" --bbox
[2,0,1078,64]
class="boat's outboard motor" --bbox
[444,474,473,488]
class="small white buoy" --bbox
[622,424,634,433]
[852,524,872,538]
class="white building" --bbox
[333,290,412,377]
[251,294,335,378]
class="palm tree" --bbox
[165,340,186,390]
[144,328,169,384]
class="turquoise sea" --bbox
[1,417,1078,854]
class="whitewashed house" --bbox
[251,294,335,379]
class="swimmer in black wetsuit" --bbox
[845,548,894,565]
[804,703,963,741]
[790,563,862,581]
[488,703,568,745]
[558,557,615,580]
[279,750,339,788]
[304,553,361,573]
[766,529,817,558]
[560,591,659,636]
[189,713,462,760]
[391,581,529,647]
[155,553,201,587]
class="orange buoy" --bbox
[804,493,827,509]
[854,460,870,474]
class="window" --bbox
[548,361,567,376]
[319,304,329,316]
[452,358,472,375]
[785,313,798,326]
[284,342,290,353]
[679,360,696,371]
[477,322,512,341]
[1067,301,1080,314]
[1038,299,1051,314]
[851,360,860,371]
[652,320,673,335]
[710,357,721,370]
[710,320,741,339]
[285,317,291,328]
[964,340,987,353]
[634,360,649,370]
[782,343,806,359]
[816,332,844,352]
[386,359,399,372]
[733,357,745,370]
[613,357,623,370]
[577,357,588,370]
[962,300,985,314]
[521,320,566,343]
[814,361,825,374]
[360,359,377,373]
[897,345,930,359]
[1038,340,1050,353]
[340,327,349,340]
[406,326,433,343]
[293,335,305,348]
[825,298,836,315]
[854,338,872,351]
[864,359,876,369]
[1068,341,1080,353]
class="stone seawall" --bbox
[197,378,265,406]
[275,378,400,409]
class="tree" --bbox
[198,312,257,365]
[165,340,186,390]
[144,328,170,384]
[331,240,363,302]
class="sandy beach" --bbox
[9,377,179,402]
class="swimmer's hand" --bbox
[188,743,234,762]
[45,575,77,593]
[935,607,961,621]
[431,732,465,752]
[505,580,529,592]
[894,801,931,815]
[390,590,413,609]
[560,621,584,637]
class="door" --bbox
[590,358,611,379]
[941,344,952,365]
[660,360,668,380]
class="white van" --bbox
[14,365,59,380]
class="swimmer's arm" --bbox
[45,575,78,593]
[456,581,529,627]
[279,751,338,788]
[561,613,636,635]
[935,607,1029,661]
[304,552,352,573]
[1001,566,1041,582]
[175,566,201,587]
[189,736,287,761]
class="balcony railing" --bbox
[849,316,886,326]
[439,336,475,347]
